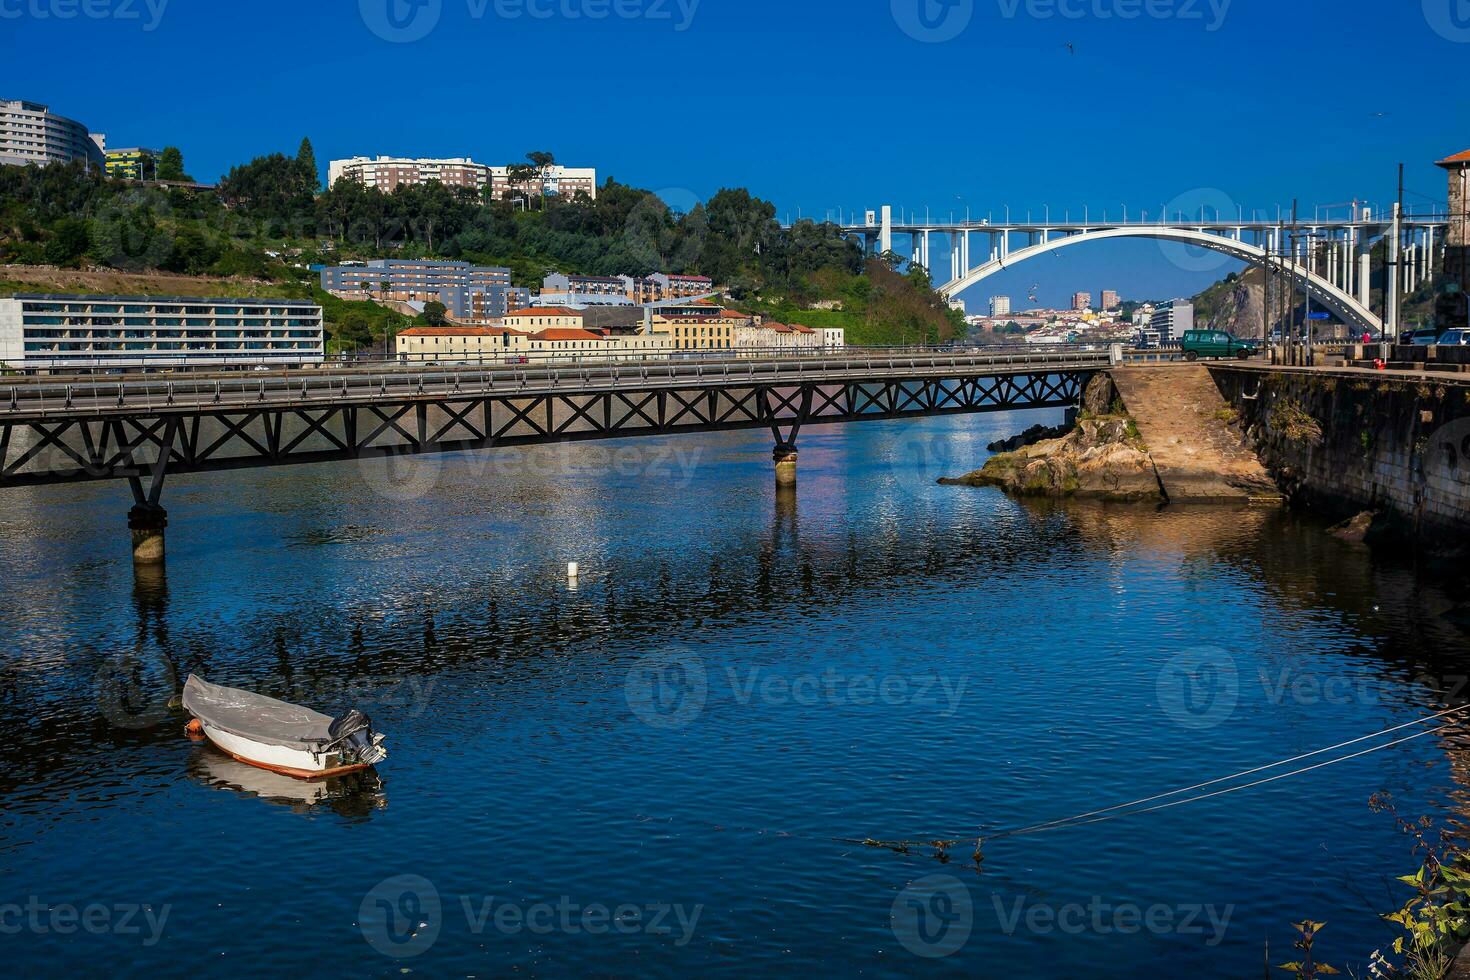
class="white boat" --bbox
[181,675,387,780]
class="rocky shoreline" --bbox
[939,415,1165,502]
[940,371,1284,505]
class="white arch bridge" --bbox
[826,207,1452,335]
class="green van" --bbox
[1181,330,1259,361]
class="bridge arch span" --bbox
[938,226,1379,334]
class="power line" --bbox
[978,703,1470,842]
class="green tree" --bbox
[504,160,538,208]
[334,309,374,350]
[297,137,318,192]
[422,301,448,326]
[43,217,90,265]
[527,150,556,203]
[156,147,188,182]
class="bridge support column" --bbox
[773,443,799,489]
[129,505,168,565]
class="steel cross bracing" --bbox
[0,353,1102,490]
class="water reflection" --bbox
[187,749,386,819]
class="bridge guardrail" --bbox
[0,347,1114,420]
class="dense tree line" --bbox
[0,139,863,295]
[0,142,982,349]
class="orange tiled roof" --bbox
[398,326,528,337]
[1437,149,1470,168]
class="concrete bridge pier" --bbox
[773,443,799,488]
[129,504,168,565]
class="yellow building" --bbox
[528,328,672,361]
[395,326,530,363]
[104,147,160,181]
[651,313,739,351]
[504,306,584,332]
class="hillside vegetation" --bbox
[0,145,963,350]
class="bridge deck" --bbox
[0,349,1109,491]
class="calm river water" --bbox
[4,410,1470,977]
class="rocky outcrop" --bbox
[987,422,1071,453]
[1328,511,1376,544]
[1193,268,1266,340]
[940,418,1163,502]
[1081,373,1119,418]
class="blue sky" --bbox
[4,0,1468,307]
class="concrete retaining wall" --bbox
[1209,366,1470,547]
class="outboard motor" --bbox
[328,710,388,766]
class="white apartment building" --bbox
[0,99,105,169]
[0,294,323,371]
[732,320,823,356]
[329,156,598,200]
[1148,300,1195,343]
[990,296,1011,317]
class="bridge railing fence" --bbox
[0,346,1118,418]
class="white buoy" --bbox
[567,562,579,581]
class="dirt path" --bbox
[1109,365,1281,504]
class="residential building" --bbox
[329,156,599,201]
[653,313,738,351]
[0,100,105,169]
[1072,292,1092,312]
[1149,300,1195,342]
[489,165,598,202]
[320,260,529,321]
[0,294,323,371]
[396,325,530,363]
[731,318,822,355]
[1437,148,1470,333]
[539,274,636,308]
[989,296,1011,317]
[328,156,493,193]
[538,272,716,308]
[105,147,162,181]
[504,306,585,332]
[527,327,671,359]
[822,327,846,350]
[652,273,714,298]
[1101,290,1121,310]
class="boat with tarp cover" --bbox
[181,675,387,779]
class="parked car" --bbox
[1405,327,1442,345]
[1438,329,1470,346]
[1181,330,1259,361]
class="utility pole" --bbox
[1386,163,1404,344]
[1264,222,1275,358]
[1289,200,1301,366]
